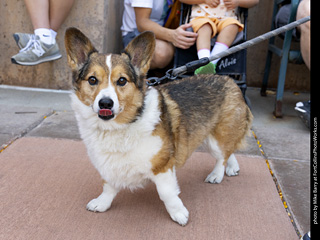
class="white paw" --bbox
[169,206,189,226]
[226,154,240,177]
[226,164,240,176]
[205,166,225,184]
[86,197,111,212]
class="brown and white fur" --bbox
[65,28,253,226]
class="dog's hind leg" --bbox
[86,181,119,212]
[203,135,226,184]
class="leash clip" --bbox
[147,69,177,86]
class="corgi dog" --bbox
[65,28,253,226]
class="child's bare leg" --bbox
[196,23,212,52]
[195,24,239,75]
[209,24,239,67]
[194,23,216,75]
[216,24,239,47]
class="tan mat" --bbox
[0,137,297,240]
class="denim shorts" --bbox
[122,29,141,47]
[275,3,300,41]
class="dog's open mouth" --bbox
[98,109,114,120]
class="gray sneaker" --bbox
[11,36,62,66]
[13,33,35,49]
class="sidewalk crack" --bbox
[251,129,302,238]
[0,111,54,154]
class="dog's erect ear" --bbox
[124,31,155,75]
[64,27,97,70]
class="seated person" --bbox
[180,0,259,74]
[297,0,310,70]
[121,0,198,70]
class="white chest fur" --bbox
[71,88,163,190]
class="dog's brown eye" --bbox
[117,77,127,86]
[88,76,98,86]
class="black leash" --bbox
[146,58,210,86]
[146,16,310,87]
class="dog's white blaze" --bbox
[106,54,113,87]
[106,54,112,79]
[93,54,120,115]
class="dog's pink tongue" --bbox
[99,109,113,116]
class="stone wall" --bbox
[0,0,124,90]
[0,0,310,91]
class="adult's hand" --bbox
[224,0,239,10]
[205,0,220,8]
[171,23,197,49]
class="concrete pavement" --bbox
[0,85,310,239]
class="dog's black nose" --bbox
[99,98,114,109]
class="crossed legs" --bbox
[24,0,75,31]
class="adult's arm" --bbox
[134,7,197,49]
[226,0,259,9]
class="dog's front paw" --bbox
[226,154,240,177]
[86,197,111,212]
[226,164,240,177]
[205,166,225,184]
[169,206,189,226]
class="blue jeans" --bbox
[122,29,141,47]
